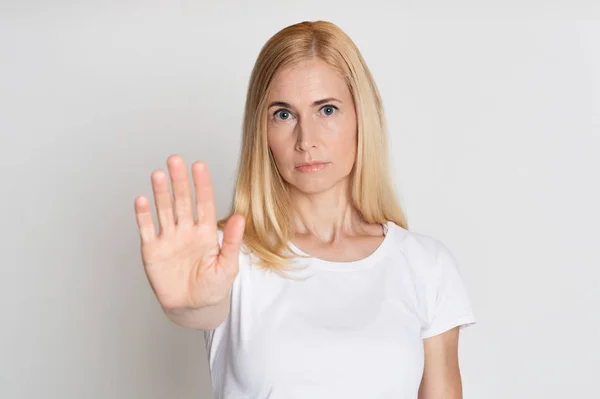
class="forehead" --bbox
[268,59,349,101]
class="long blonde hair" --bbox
[217,20,408,276]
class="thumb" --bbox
[219,214,245,269]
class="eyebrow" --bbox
[267,97,342,109]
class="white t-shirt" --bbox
[204,221,476,399]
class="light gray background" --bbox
[2,1,598,398]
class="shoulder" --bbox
[387,222,451,260]
[386,222,459,276]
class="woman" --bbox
[134,20,476,398]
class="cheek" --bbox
[319,116,357,161]
[317,108,356,136]
[315,114,340,134]
[267,134,294,171]
[339,140,357,170]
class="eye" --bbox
[273,109,294,121]
[320,105,338,116]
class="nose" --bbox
[295,118,319,152]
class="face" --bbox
[266,59,358,195]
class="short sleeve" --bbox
[420,240,476,339]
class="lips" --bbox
[295,162,329,172]
[295,161,327,168]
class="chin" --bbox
[289,176,348,195]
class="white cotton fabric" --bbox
[204,221,476,399]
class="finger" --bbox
[134,195,157,243]
[218,214,245,273]
[151,169,175,235]
[191,161,217,227]
[166,155,194,226]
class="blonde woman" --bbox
[134,20,476,399]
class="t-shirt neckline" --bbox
[287,221,394,271]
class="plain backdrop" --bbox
[1,1,599,398]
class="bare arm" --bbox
[418,327,463,399]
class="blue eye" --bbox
[273,109,293,121]
[273,105,337,120]
[321,105,338,116]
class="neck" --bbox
[289,178,368,244]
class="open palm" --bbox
[134,155,245,310]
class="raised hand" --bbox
[134,155,245,311]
